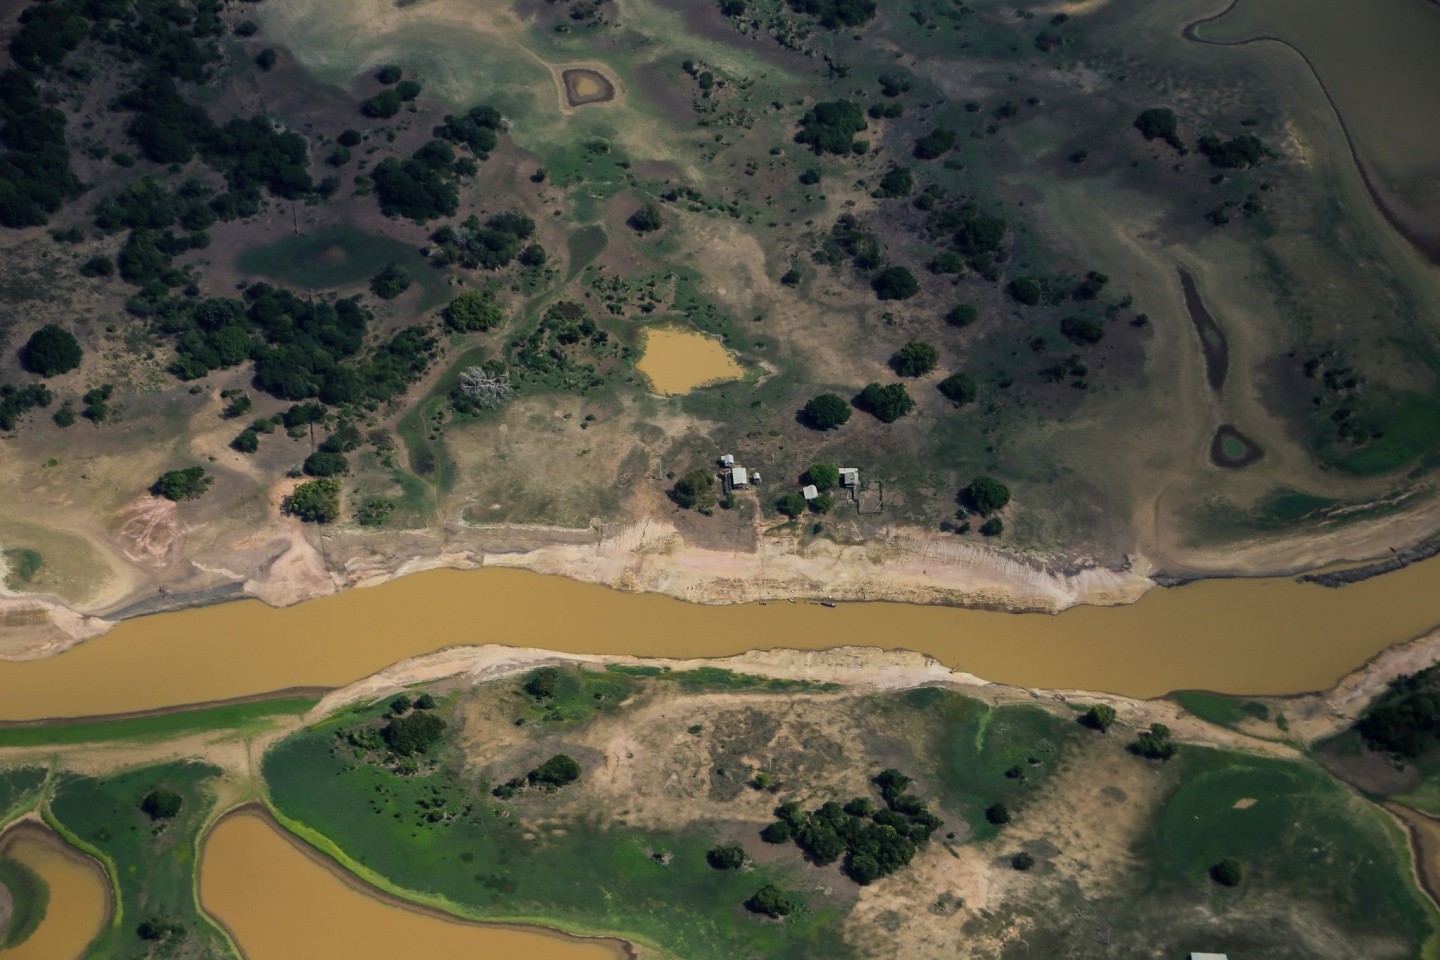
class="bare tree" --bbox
[459,366,514,409]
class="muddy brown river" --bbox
[201,811,621,960]
[4,557,1440,721]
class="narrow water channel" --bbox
[201,811,622,960]
[4,557,1440,720]
[0,826,107,960]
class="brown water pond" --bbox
[201,810,622,960]
[4,557,1440,720]
[0,825,108,960]
[635,327,743,395]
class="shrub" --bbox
[1060,316,1104,345]
[780,267,801,286]
[761,820,793,844]
[980,516,1003,536]
[985,803,1011,825]
[1130,722,1177,760]
[338,129,364,147]
[141,788,182,820]
[795,100,868,156]
[946,304,977,327]
[1133,108,1183,151]
[151,467,212,501]
[356,497,395,526]
[370,262,411,300]
[747,884,795,918]
[938,372,976,405]
[913,127,956,159]
[381,711,446,756]
[524,667,562,699]
[396,80,422,102]
[80,255,114,278]
[1081,704,1116,731]
[20,324,83,376]
[1209,857,1243,886]
[375,65,402,84]
[254,48,277,71]
[1012,852,1035,870]
[231,430,259,453]
[963,476,1010,514]
[802,393,851,429]
[872,266,918,301]
[529,753,582,788]
[804,463,840,491]
[871,167,913,199]
[1197,133,1267,169]
[445,290,504,331]
[303,451,349,477]
[672,470,717,510]
[363,89,403,119]
[390,694,412,715]
[707,844,747,869]
[284,478,342,523]
[628,203,663,233]
[889,341,938,377]
[776,492,807,518]
[855,383,914,423]
[1008,277,1041,305]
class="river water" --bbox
[0,827,107,960]
[3,557,1440,721]
[201,811,621,960]
[635,328,743,394]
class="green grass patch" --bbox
[2,547,42,590]
[1319,389,1440,477]
[48,761,236,960]
[263,705,850,959]
[1171,691,1271,730]
[234,226,448,310]
[0,854,49,949]
[567,225,608,279]
[1141,748,1433,947]
[0,768,47,824]
[901,688,1079,839]
[0,697,315,749]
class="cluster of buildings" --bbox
[720,454,864,507]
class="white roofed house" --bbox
[839,467,859,487]
[802,484,818,500]
[730,466,749,487]
[1187,953,1229,960]
[720,454,735,467]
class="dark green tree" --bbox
[980,516,1003,537]
[795,100,867,155]
[303,451,349,477]
[1008,277,1041,305]
[284,478,342,523]
[1130,722,1177,760]
[1133,108,1183,151]
[151,467,212,501]
[524,667,562,699]
[375,65,402,84]
[529,753,582,788]
[1081,704,1116,731]
[445,290,504,331]
[1012,852,1035,870]
[946,304,977,327]
[963,476,1010,514]
[672,470,717,510]
[254,48,277,71]
[913,127,956,159]
[872,266,918,301]
[381,711,446,756]
[20,324,82,377]
[938,372,976,406]
[802,393,851,430]
[628,203,663,233]
[761,820,793,844]
[804,463,840,491]
[370,262,411,300]
[855,383,914,423]
[776,492,807,518]
[889,341,938,377]
[985,803,1011,825]
[707,844,747,869]
[1210,857,1243,886]
[747,884,796,918]
[141,788,182,820]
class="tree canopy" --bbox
[795,100,867,155]
[938,372,976,406]
[1133,108,1184,151]
[747,884,796,917]
[802,393,851,430]
[889,341,938,377]
[963,476,1010,515]
[141,788,182,821]
[284,477,342,523]
[872,266,918,301]
[19,324,82,376]
[627,202,663,233]
[529,753,582,788]
[151,467,212,502]
[381,710,446,756]
[855,382,914,423]
[804,463,840,491]
[672,469,716,510]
